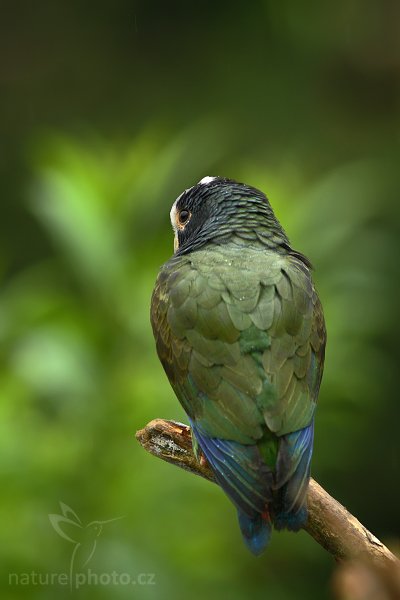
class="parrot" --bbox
[150,176,326,555]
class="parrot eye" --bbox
[178,210,190,225]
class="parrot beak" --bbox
[174,235,179,253]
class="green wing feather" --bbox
[151,245,326,449]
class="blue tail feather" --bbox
[273,419,314,531]
[190,420,273,554]
[238,510,272,556]
[190,419,314,551]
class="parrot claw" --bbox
[199,452,208,468]
[191,426,208,466]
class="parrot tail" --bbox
[190,420,274,555]
[272,419,314,531]
[237,510,272,556]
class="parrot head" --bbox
[170,176,289,255]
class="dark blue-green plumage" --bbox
[151,177,326,554]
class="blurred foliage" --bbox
[1,1,400,599]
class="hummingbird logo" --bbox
[49,502,122,589]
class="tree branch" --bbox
[136,418,399,573]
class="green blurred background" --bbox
[1,1,400,598]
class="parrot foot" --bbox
[191,432,209,467]
[199,452,209,468]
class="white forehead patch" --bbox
[198,176,217,185]
[170,200,178,231]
